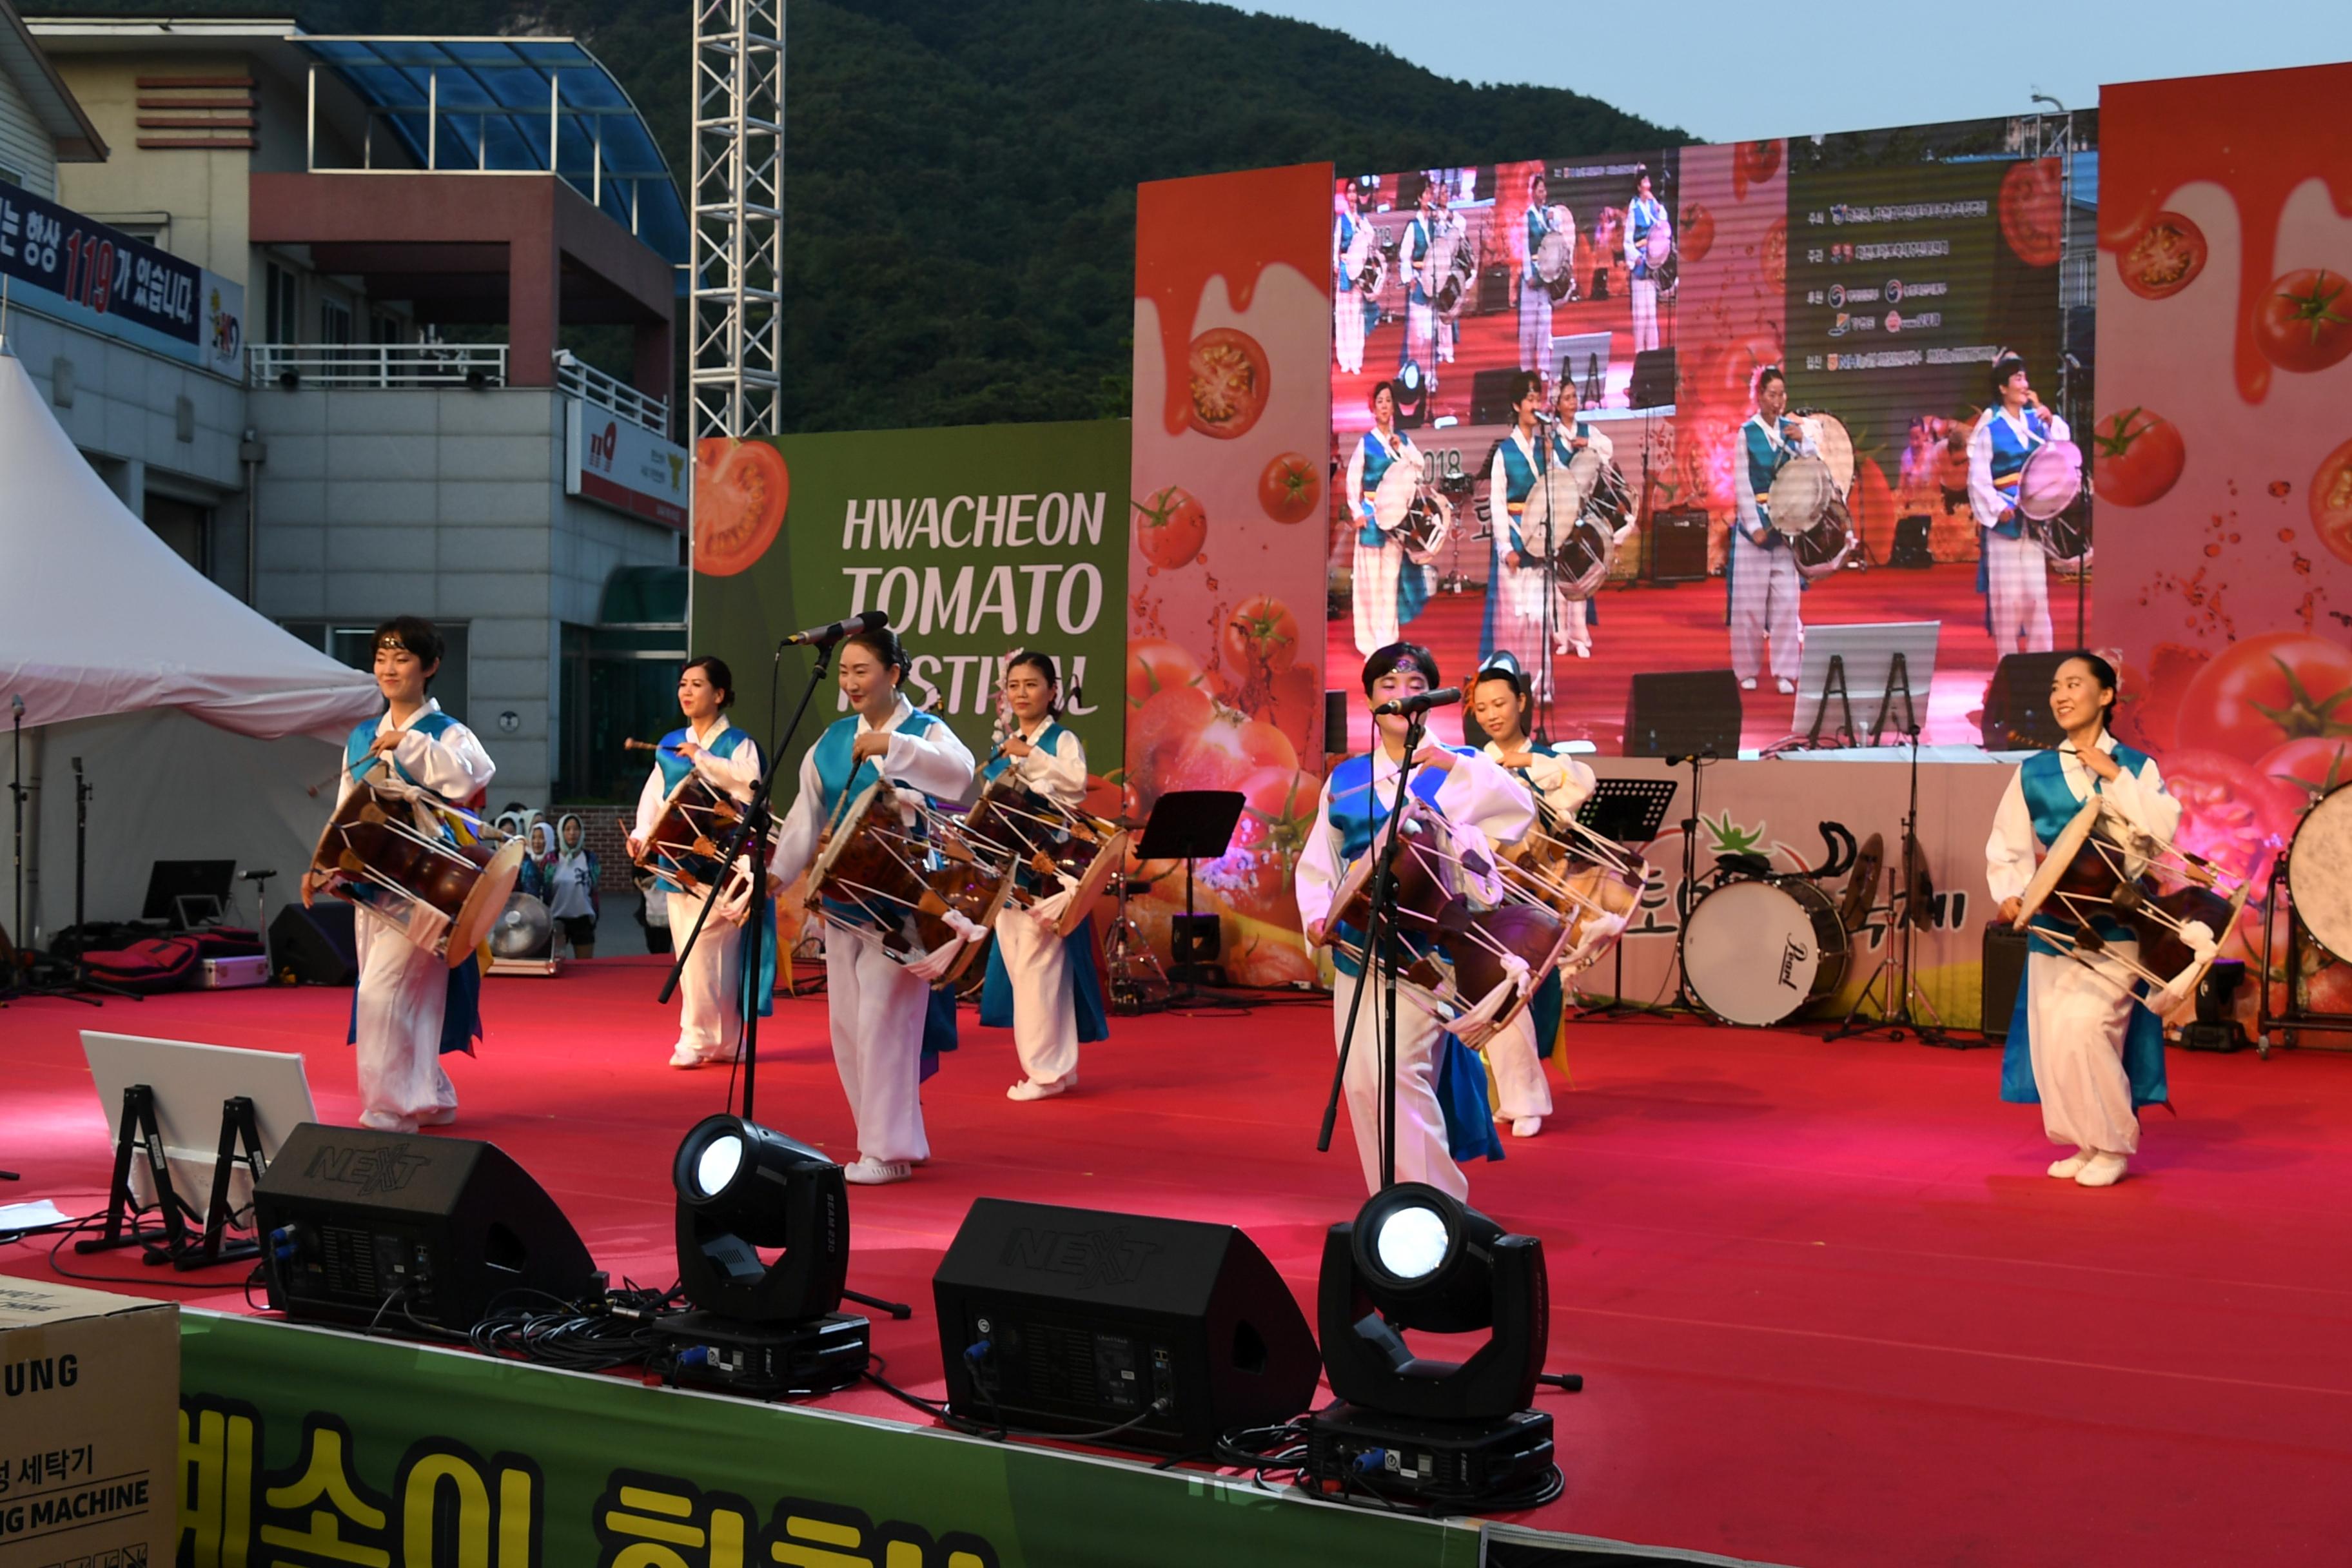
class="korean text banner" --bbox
[0,177,244,377]
[691,418,1130,781]
[176,1312,1479,1568]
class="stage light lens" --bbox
[1374,1204,1450,1281]
[694,1132,743,1198]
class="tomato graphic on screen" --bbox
[1221,594,1300,678]
[1125,638,1202,704]
[1134,485,1206,567]
[2174,632,2352,764]
[2091,407,2186,507]
[692,438,789,576]
[1761,217,1787,293]
[1737,141,1781,188]
[2260,736,2352,803]
[2161,750,2304,892]
[2256,269,2352,375]
[1186,328,1269,440]
[1678,203,1716,264]
[1999,160,2063,267]
[2118,212,2207,300]
[2311,437,2352,567]
[1257,453,1321,523]
[1224,766,1320,919]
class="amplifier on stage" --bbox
[1981,921,2031,1041]
[1648,508,1710,584]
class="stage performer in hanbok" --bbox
[1549,377,1617,660]
[1968,353,2067,656]
[1623,167,1669,355]
[1333,181,1369,376]
[1298,642,1535,1198]
[1517,172,1563,372]
[977,650,1108,1101]
[1345,380,1431,655]
[311,617,495,1134]
[1729,366,1814,695]
[1984,653,2179,1189]
[769,625,977,1184]
[1464,654,1595,1138]
[1482,371,1556,701]
[627,656,774,1068]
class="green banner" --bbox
[177,1312,1478,1567]
[692,420,1130,799]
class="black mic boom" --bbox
[1369,686,1462,717]
[781,609,889,648]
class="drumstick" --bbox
[306,751,382,798]
[623,738,687,754]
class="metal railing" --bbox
[248,344,672,435]
[249,341,509,388]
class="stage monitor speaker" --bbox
[1470,366,1524,427]
[1981,652,2072,751]
[270,901,356,985]
[255,1122,597,1330]
[1892,514,1935,567]
[1324,689,1349,759]
[1629,347,1677,409]
[1647,507,1710,583]
[1624,669,1743,760]
[932,1197,1319,1455]
[1981,921,2031,1041]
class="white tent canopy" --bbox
[0,340,380,942]
[0,344,377,740]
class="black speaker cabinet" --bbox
[1469,366,1525,427]
[1648,507,1710,583]
[1981,921,2032,1041]
[1477,262,1514,315]
[1625,669,1743,760]
[1981,652,2072,751]
[932,1198,1319,1454]
[270,901,357,985]
[1323,689,1349,759]
[255,1123,596,1329]
[1891,513,1935,567]
[1629,346,1678,409]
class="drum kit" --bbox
[307,781,524,966]
[2017,438,2091,577]
[1767,412,1859,579]
[1678,825,1863,1028]
[1373,451,1455,565]
[2012,793,2252,1014]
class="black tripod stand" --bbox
[4,694,99,1005]
[1827,721,1950,1046]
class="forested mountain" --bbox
[93,0,1686,429]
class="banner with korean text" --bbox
[175,1312,1478,1568]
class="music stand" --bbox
[1571,778,1678,1020]
[1135,790,1244,1003]
[1785,622,1940,750]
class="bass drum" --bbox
[2286,784,2352,963]
[1681,877,1849,1026]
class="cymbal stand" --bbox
[1827,722,1952,1045]
[1102,867,1167,1015]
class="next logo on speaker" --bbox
[304,1141,429,1197]
[998,1225,1161,1289]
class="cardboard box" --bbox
[0,1278,177,1568]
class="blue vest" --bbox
[1743,417,1802,527]
[1524,208,1551,284]
[341,709,484,1057]
[651,723,765,896]
[1983,409,2052,540]
[1404,217,1431,304]
[1335,214,1358,287]
[1627,196,1665,279]
[809,708,955,928]
[1549,425,1594,468]
[2001,743,2169,1109]
[976,717,1109,1043]
[1357,431,1402,546]
[1496,435,1541,557]
[1324,749,1471,976]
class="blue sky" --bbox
[1240,0,2347,144]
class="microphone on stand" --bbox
[238,869,277,882]
[781,609,889,649]
[1369,687,1462,718]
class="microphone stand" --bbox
[659,639,836,1126]
[1531,420,1559,747]
[5,696,88,1004]
[1317,710,1427,1191]
[1671,750,1712,1017]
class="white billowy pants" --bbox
[353,917,456,1132]
[1518,285,1552,373]
[1334,287,1366,375]
[1404,299,1434,375]
[1729,529,1803,683]
[665,890,745,1062]
[827,933,933,1164]
[2026,942,2143,1156]
[1493,554,1554,700]
[1484,1008,1554,1122]
[996,909,1079,1086]
[1631,279,1660,353]
[1984,531,2054,654]
[1353,534,1402,655]
[1553,587,1590,654]
[1333,967,1467,1199]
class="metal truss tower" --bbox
[691,0,783,441]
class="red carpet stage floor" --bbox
[1328,560,2072,755]
[7,958,2351,1567]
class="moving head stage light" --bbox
[1306,1182,1565,1510]
[660,1114,867,1396]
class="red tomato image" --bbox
[1738,141,1781,188]
[2256,269,2352,375]
[1134,485,1206,568]
[2173,633,2352,764]
[2091,407,2186,507]
[2260,736,2352,805]
[2118,212,2206,300]
[1259,662,1323,756]
[2161,749,2304,892]
[1678,202,1716,264]
[1125,638,1202,705]
[692,438,789,576]
[1761,217,1787,293]
[1219,765,1322,919]
[1221,594,1300,679]
[2000,159,2064,267]
[2313,436,2352,567]
[2113,640,2210,757]
[1186,328,1269,440]
[1126,683,1217,803]
[1258,452,1321,524]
